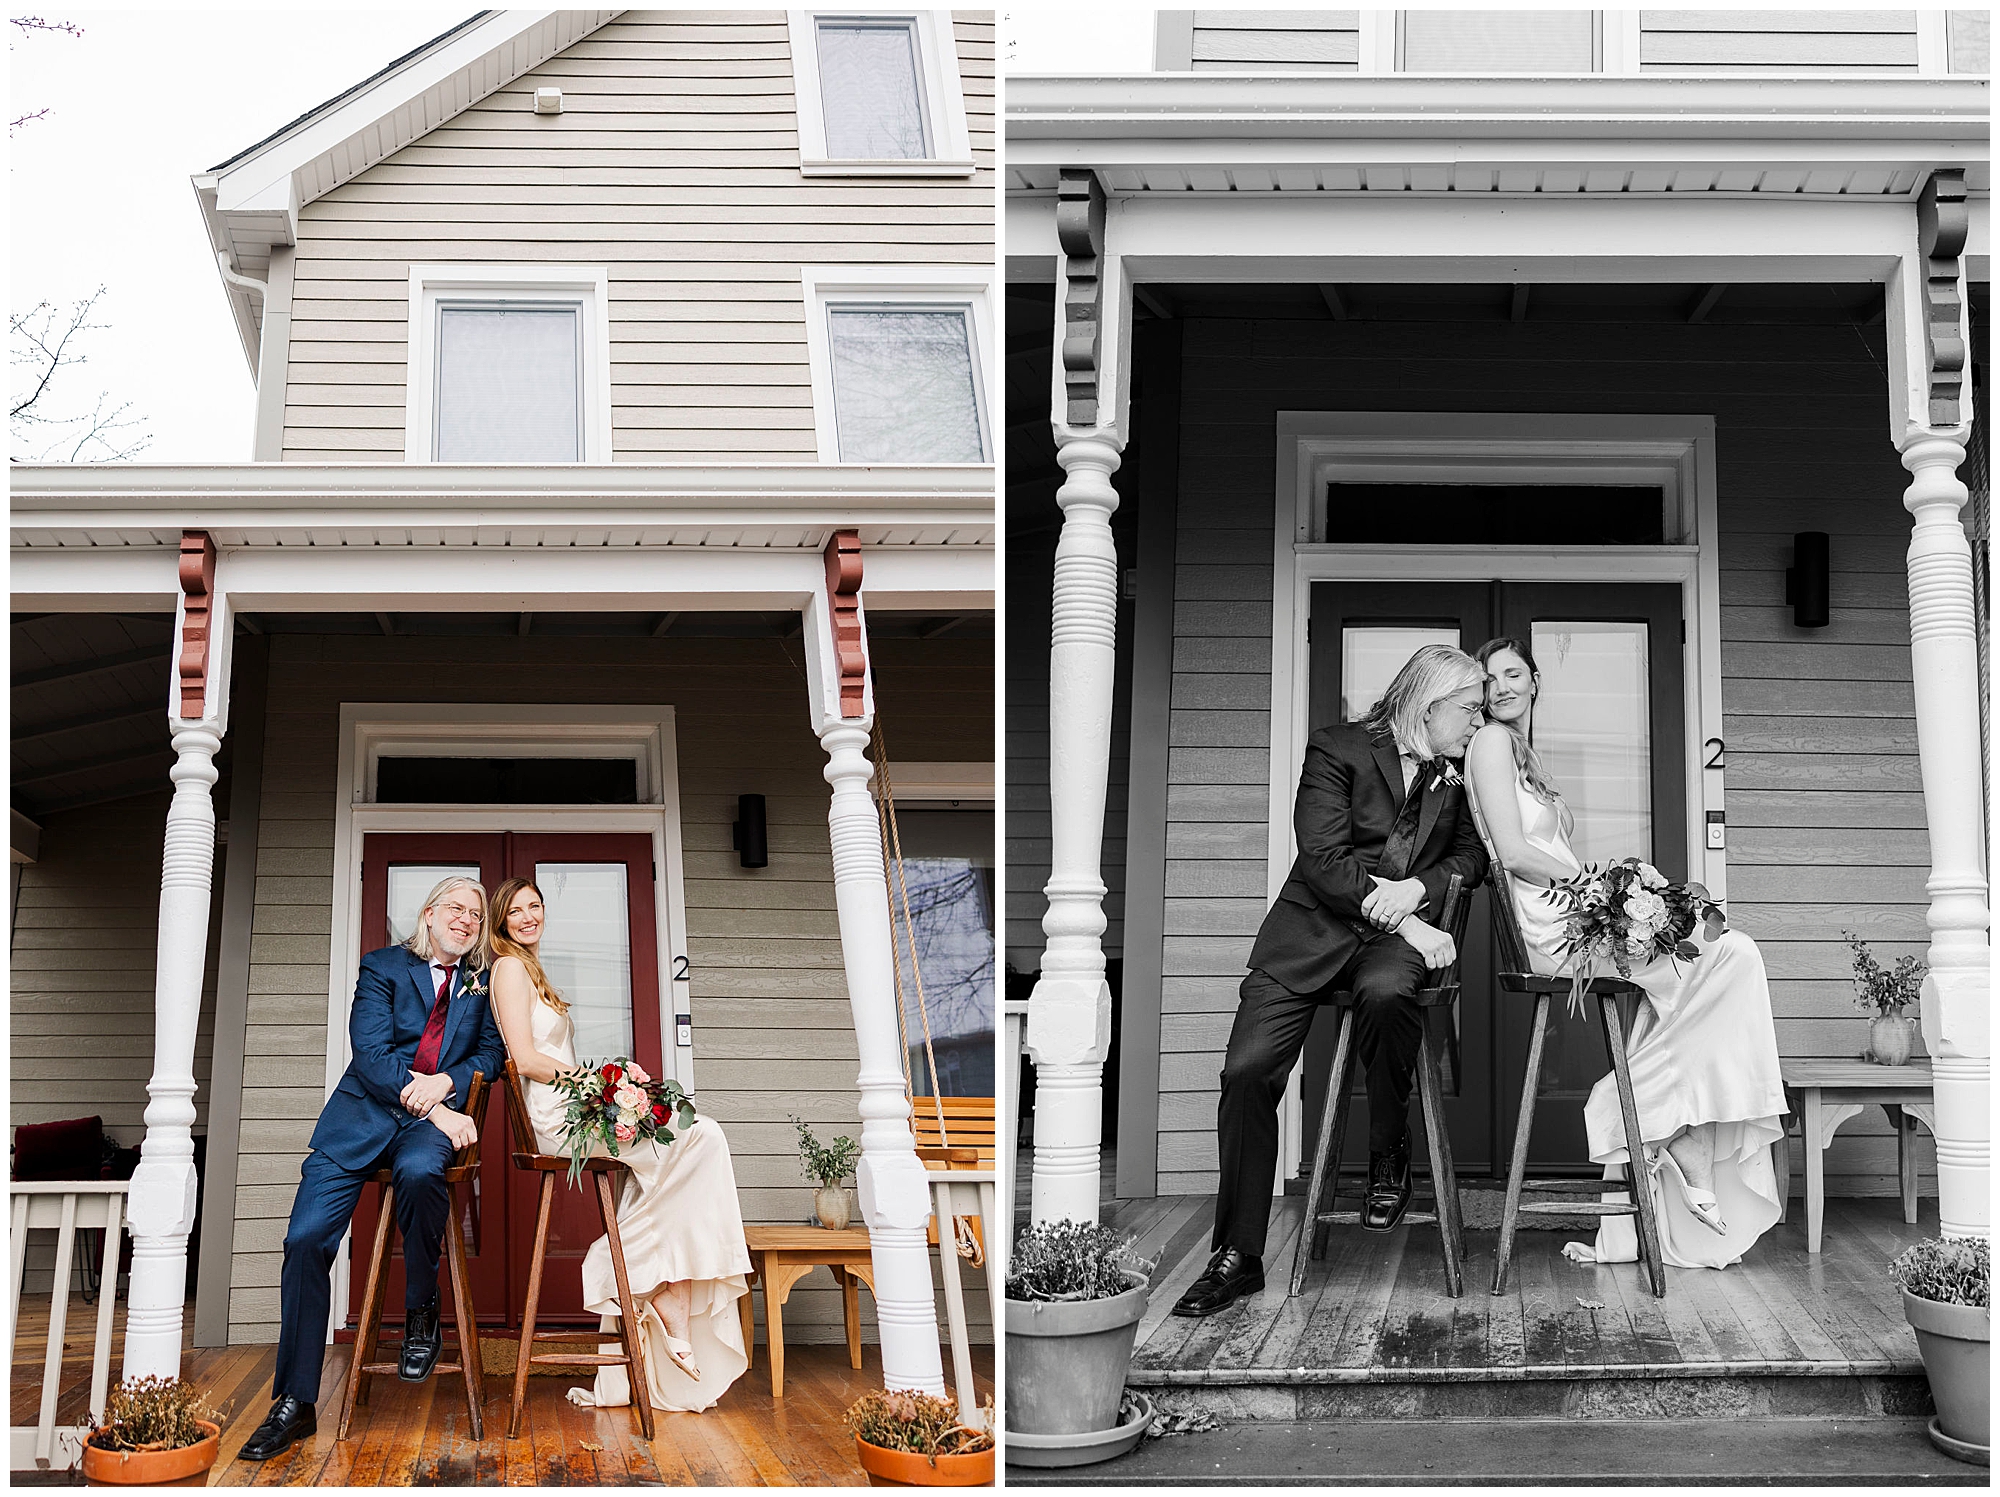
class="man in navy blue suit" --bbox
[239,875,507,1461]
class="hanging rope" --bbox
[873,719,949,1147]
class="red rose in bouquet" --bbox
[550,1056,698,1185]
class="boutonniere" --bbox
[1430,761,1464,792]
[461,972,489,998]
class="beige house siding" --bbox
[279,9,995,463]
[225,632,992,1348]
[1189,11,1360,72]
[1639,11,1920,70]
[1018,314,1938,1200]
[10,792,222,1292]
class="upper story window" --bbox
[405,265,611,463]
[789,10,975,176]
[802,266,993,462]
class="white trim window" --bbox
[788,10,974,176]
[801,266,994,463]
[404,265,613,463]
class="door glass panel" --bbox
[387,864,482,946]
[1341,626,1459,723]
[1529,621,1651,865]
[890,853,996,1098]
[534,862,634,1062]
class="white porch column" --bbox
[1888,170,1989,1241]
[806,532,947,1397]
[124,534,234,1377]
[1027,168,1127,1228]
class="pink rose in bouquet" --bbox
[1546,857,1727,1014]
[550,1056,698,1185]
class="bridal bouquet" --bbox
[1545,858,1727,1011]
[548,1058,696,1186]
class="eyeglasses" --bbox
[434,903,484,925]
[1429,694,1486,721]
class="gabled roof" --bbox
[193,9,623,375]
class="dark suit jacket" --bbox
[308,945,507,1170]
[1247,722,1489,994]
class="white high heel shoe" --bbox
[1652,1146,1727,1236]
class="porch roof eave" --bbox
[7,461,997,551]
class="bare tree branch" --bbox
[10,106,49,133]
[11,287,153,462]
[11,16,86,38]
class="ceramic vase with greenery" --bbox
[1004,1220,1155,1461]
[1843,932,1925,1067]
[79,1376,224,1486]
[794,1118,861,1230]
[845,1388,994,1486]
[1892,1236,1989,1464]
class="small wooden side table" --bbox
[1776,1057,1935,1253]
[740,1224,875,1396]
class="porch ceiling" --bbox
[11,612,181,818]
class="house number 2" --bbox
[1703,738,1726,770]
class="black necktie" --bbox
[1377,761,1428,882]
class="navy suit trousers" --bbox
[272,1121,454,1404]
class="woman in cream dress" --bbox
[1466,638,1789,1270]
[488,876,751,1412]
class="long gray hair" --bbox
[1473,636,1573,835]
[1359,644,1486,758]
[405,874,489,968]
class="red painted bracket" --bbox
[177,531,217,719]
[822,529,867,718]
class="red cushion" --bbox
[12,1116,106,1181]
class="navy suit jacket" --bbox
[308,945,507,1171]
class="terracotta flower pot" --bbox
[1902,1289,1989,1463]
[816,1183,853,1230]
[1004,1274,1149,1439]
[80,1419,221,1486]
[1869,1014,1915,1067]
[853,1436,994,1486]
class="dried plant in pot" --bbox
[79,1376,225,1486]
[794,1118,861,1230]
[1004,1220,1156,1459]
[844,1388,994,1486]
[1891,1236,1989,1465]
[1843,932,1925,1067]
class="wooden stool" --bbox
[338,1073,489,1440]
[500,1061,655,1442]
[1486,856,1666,1299]
[1291,876,1470,1299]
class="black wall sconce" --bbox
[1785,531,1831,629]
[732,793,768,869]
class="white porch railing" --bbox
[9,1181,128,1471]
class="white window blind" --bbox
[434,305,582,462]
[828,307,985,462]
[816,19,931,158]
[1403,10,1595,71]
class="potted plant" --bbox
[1004,1220,1155,1468]
[794,1118,862,1230]
[1843,932,1926,1066]
[1892,1236,1989,1464]
[845,1388,994,1486]
[78,1376,224,1486]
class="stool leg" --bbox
[444,1203,482,1439]
[1291,1010,1356,1296]
[1600,996,1665,1298]
[339,1183,395,1438]
[510,1173,555,1440]
[842,1269,862,1370]
[595,1171,656,1442]
[1415,1020,1463,1299]
[1493,993,1550,1296]
[1888,1105,1919,1225]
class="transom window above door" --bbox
[405,265,612,463]
[803,267,994,462]
[788,10,975,176]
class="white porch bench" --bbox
[9,1180,128,1471]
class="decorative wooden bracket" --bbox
[176,531,217,720]
[822,529,867,718]
[1917,169,1968,428]
[1057,169,1107,429]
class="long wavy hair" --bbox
[404,875,489,968]
[487,877,569,1015]
[1473,636,1572,835]
[1359,643,1486,758]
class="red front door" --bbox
[348,831,666,1329]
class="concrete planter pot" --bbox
[1005,1390,1153,1470]
[815,1184,853,1231]
[1004,1274,1149,1445]
[1902,1288,1989,1465]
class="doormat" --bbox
[478,1336,608,1380]
[1454,1186,1606,1234]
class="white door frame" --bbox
[1268,412,1724,1179]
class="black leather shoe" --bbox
[399,1294,442,1382]
[237,1396,315,1461]
[1363,1136,1414,1232]
[1171,1247,1265,1317]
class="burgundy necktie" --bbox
[412,963,455,1076]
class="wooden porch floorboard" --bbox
[12,1295,991,1485]
[1119,1194,1930,1380]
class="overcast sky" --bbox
[1004,9,1153,73]
[10,8,466,463]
